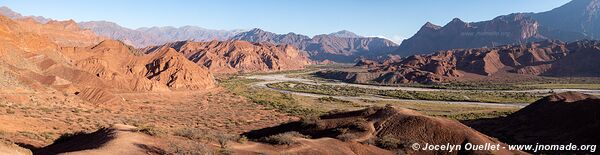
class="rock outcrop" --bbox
[144,40,311,74]
[317,40,600,84]
[532,0,600,39]
[61,40,215,91]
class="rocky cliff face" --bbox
[231,28,398,62]
[395,14,574,56]
[533,0,600,39]
[144,40,311,74]
[319,40,600,84]
[396,0,600,56]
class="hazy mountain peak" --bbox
[444,18,469,28]
[0,6,52,23]
[248,28,267,33]
[329,30,362,38]
[422,22,441,30]
[0,6,21,18]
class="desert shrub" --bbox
[237,135,248,144]
[167,141,212,155]
[260,131,310,145]
[317,97,351,103]
[299,116,320,127]
[361,137,377,145]
[136,125,163,136]
[217,134,230,148]
[174,128,203,140]
[376,135,401,149]
[336,133,358,142]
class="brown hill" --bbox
[318,40,600,84]
[59,40,216,91]
[0,140,31,155]
[244,106,523,154]
[0,14,215,104]
[144,40,311,74]
[466,92,600,149]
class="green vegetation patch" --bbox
[268,82,543,103]
[218,77,323,117]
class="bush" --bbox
[136,125,163,136]
[260,131,309,145]
[237,135,248,144]
[376,135,401,149]
[174,128,203,140]
[336,133,358,142]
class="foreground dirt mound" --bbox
[0,140,31,155]
[318,40,600,84]
[144,40,311,74]
[467,92,600,146]
[34,124,164,155]
[244,106,522,154]
[231,138,393,155]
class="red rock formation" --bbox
[144,40,311,74]
[0,14,215,104]
[317,40,600,84]
[13,18,105,47]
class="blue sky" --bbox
[2,0,571,43]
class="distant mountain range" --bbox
[231,28,399,62]
[396,0,600,56]
[0,6,52,23]
[78,21,245,48]
[3,0,599,61]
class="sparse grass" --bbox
[438,110,516,120]
[218,77,323,117]
[174,128,204,140]
[376,134,402,149]
[516,83,600,90]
